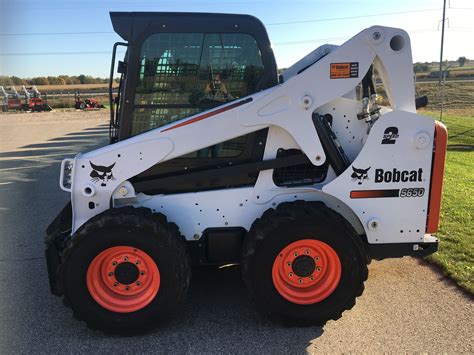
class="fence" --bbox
[42,91,110,108]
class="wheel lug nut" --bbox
[124,256,128,261]
[112,261,117,266]
[135,260,140,265]
[108,272,114,277]
[286,262,291,266]
[293,252,298,257]
[140,271,145,276]
[317,267,321,272]
[305,250,310,255]
[314,256,319,261]
[289,272,293,277]
[310,276,314,281]
[298,279,303,283]
[136,281,141,286]
[113,282,118,287]
[125,286,130,291]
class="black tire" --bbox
[241,201,368,325]
[60,207,191,333]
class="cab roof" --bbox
[110,12,270,44]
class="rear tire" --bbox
[241,201,368,325]
[61,207,191,333]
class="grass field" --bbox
[449,65,474,71]
[416,82,474,111]
[415,68,474,79]
[420,110,473,293]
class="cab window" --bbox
[132,32,265,158]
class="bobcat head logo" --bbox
[90,161,115,187]
[351,166,371,185]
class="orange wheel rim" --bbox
[86,246,160,313]
[272,239,341,305]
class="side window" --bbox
[133,33,203,135]
[132,32,265,158]
[192,33,265,108]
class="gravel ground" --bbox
[0,110,472,353]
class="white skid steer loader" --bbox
[45,12,447,332]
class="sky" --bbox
[1,0,473,78]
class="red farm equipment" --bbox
[0,86,22,112]
[75,92,105,110]
[22,86,52,112]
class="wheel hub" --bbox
[114,262,140,285]
[292,255,316,277]
[272,239,341,305]
[86,246,160,313]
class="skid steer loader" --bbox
[45,12,448,332]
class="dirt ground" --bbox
[0,110,472,353]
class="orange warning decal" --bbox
[330,62,359,79]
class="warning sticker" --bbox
[330,62,359,79]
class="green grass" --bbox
[421,111,474,293]
[449,65,474,71]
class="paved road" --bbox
[0,111,472,353]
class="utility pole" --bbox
[439,0,447,85]
[439,0,447,121]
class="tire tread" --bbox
[60,207,190,333]
[241,201,368,325]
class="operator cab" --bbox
[109,12,279,194]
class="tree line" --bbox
[413,57,469,73]
[1,56,470,87]
[0,75,117,87]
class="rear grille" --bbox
[273,149,328,187]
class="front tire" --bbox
[242,201,368,325]
[61,207,191,333]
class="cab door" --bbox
[123,32,277,194]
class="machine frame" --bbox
[59,22,444,257]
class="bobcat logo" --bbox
[351,166,371,185]
[90,161,115,187]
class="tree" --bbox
[10,76,26,85]
[413,62,430,73]
[59,75,78,85]
[60,75,80,84]
[457,56,467,67]
[0,76,13,86]
[1,75,111,86]
[31,77,50,85]
[47,76,61,85]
